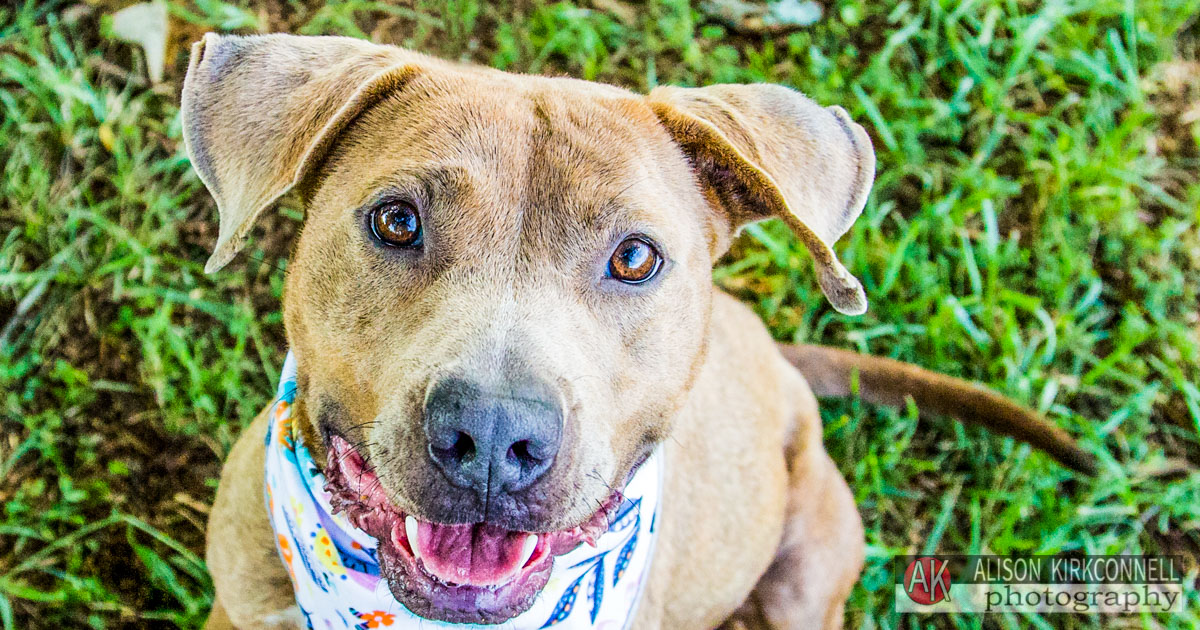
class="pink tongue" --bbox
[415,521,529,586]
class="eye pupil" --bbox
[609,237,661,284]
[371,201,422,247]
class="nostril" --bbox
[452,432,475,460]
[509,439,546,466]
[509,440,531,463]
[433,431,476,464]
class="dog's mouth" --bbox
[323,435,625,624]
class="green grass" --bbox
[1,0,1198,628]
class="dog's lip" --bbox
[322,434,631,622]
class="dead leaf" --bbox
[700,0,823,34]
[109,2,169,84]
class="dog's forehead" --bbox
[320,70,700,249]
[347,70,671,181]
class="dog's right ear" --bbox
[181,33,430,272]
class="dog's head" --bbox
[183,33,873,623]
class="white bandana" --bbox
[263,352,662,629]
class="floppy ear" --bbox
[646,84,875,315]
[181,33,433,272]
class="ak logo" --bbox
[903,557,953,605]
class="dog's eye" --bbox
[608,237,662,284]
[369,200,422,247]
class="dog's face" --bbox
[183,34,873,623]
[282,72,719,618]
[288,72,714,519]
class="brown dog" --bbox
[184,34,1092,629]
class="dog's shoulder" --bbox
[708,290,808,385]
[695,290,816,425]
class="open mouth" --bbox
[323,435,624,624]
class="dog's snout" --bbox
[423,376,563,500]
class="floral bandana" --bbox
[264,352,663,629]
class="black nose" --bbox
[423,376,563,498]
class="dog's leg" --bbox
[205,408,305,629]
[722,390,864,630]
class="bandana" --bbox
[264,352,663,629]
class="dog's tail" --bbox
[778,343,1097,475]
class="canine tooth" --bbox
[405,515,420,558]
[518,534,538,567]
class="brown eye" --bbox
[369,200,422,247]
[608,237,662,284]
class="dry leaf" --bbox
[110,2,169,84]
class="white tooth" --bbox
[405,516,421,560]
[518,534,538,568]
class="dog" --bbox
[183,33,1094,629]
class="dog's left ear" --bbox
[647,84,875,315]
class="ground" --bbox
[1,0,1198,628]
